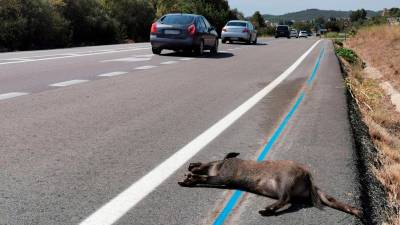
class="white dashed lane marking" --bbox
[0,47,151,65]
[49,80,89,87]
[179,58,194,61]
[160,61,178,65]
[102,57,152,63]
[135,65,157,70]
[0,92,29,100]
[98,72,128,77]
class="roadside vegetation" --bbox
[0,0,245,51]
[336,25,400,225]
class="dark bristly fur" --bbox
[178,153,364,222]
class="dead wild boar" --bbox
[178,153,363,221]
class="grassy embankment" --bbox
[335,25,400,225]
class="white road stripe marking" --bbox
[179,58,194,61]
[134,54,154,58]
[0,48,151,65]
[2,58,28,61]
[102,57,152,63]
[135,65,157,70]
[49,80,89,87]
[98,72,128,77]
[0,92,29,100]
[79,40,321,225]
[160,61,178,65]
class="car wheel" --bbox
[152,48,161,55]
[195,40,204,56]
[222,39,226,44]
[211,39,218,55]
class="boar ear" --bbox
[224,152,240,159]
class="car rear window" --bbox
[226,22,247,27]
[277,26,289,31]
[160,15,195,25]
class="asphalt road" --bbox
[0,38,361,225]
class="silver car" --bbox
[221,20,257,44]
[290,29,298,38]
[298,30,308,38]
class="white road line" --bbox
[160,61,178,65]
[179,58,194,61]
[49,80,89,87]
[134,54,154,58]
[0,47,151,65]
[102,57,152,63]
[98,72,128,77]
[0,92,29,100]
[79,40,321,225]
[135,65,157,70]
[2,58,28,61]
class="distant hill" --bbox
[263,9,380,23]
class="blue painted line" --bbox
[256,92,305,162]
[307,48,325,86]
[211,47,325,225]
[212,191,244,225]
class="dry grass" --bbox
[346,25,400,90]
[340,25,400,225]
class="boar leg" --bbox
[259,194,290,216]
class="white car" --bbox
[221,20,257,44]
[298,31,308,38]
[290,29,298,38]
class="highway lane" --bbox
[0,41,259,94]
[0,38,361,225]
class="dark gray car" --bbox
[150,14,219,55]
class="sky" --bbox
[228,0,400,16]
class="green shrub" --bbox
[336,47,359,64]
[257,26,275,36]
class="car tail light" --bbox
[188,24,196,36]
[242,28,249,33]
[151,22,157,33]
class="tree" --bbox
[62,0,119,45]
[230,8,244,20]
[0,0,70,50]
[315,16,326,26]
[350,9,367,22]
[105,0,155,42]
[325,19,342,32]
[293,21,313,32]
[388,8,400,17]
[251,11,265,28]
